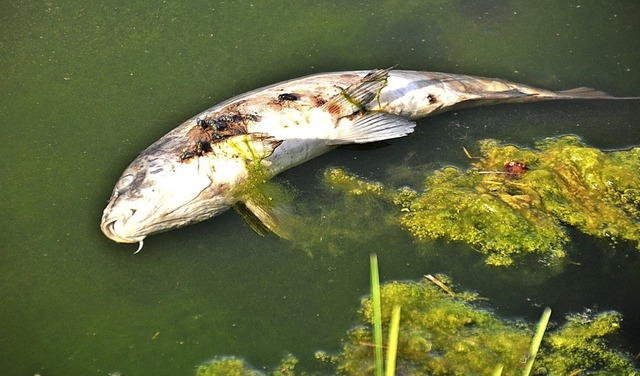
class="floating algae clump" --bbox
[196,356,262,376]
[536,311,636,375]
[398,166,568,266]
[324,136,640,266]
[196,355,298,376]
[194,279,637,375]
[320,278,638,375]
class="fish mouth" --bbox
[100,214,145,244]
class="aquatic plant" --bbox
[324,277,530,375]
[319,277,638,376]
[369,254,402,376]
[522,307,551,376]
[195,355,298,376]
[536,311,636,375]
[195,276,637,375]
[323,136,640,266]
[195,356,262,376]
[476,136,640,251]
[370,254,384,376]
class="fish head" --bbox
[100,147,238,245]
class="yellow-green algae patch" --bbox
[196,355,298,376]
[324,136,640,266]
[319,277,637,376]
[195,278,638,375]
[196,356,262,376]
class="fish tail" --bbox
[555,87,639,100]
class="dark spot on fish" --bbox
[278,93,299,101]
[187,111,257,149]
[312,95,327,107]
[427,94,437,103]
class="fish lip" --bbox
[100,217,145,244]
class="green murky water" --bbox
[1,1,639,374]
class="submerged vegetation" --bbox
[324,136,640,266]
[321,277,637,375]
[195,136,640,374]
[196,275,637,375]
[196,355,297,376]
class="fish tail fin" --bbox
[555,87,616,99]
[553,87,640,100]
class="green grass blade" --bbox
[370,254,384,376]
[385,305,401,376]
[522,307,552,376]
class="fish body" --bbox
[100,68,635,248]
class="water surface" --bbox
[1,1,639,374]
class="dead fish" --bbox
[99,68,638,252]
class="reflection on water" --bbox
[1,0,638,374]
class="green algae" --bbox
[325,278,531,375]
[536,311,635,375]
[285,169,400,256]
[196,355,298,376]
[195,356,263,376]
[320,278,637,376]
[195,278,638,375]
[195,137,640,375]
[323,136,640,266]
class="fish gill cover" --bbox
[323,135,640,266]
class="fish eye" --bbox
[115,174,135,192]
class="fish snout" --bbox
[100,208,145,244]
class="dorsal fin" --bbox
[322,67,392,117]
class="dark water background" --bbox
[1,1,639,374]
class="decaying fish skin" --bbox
[100,68,638,249]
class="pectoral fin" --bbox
[330,112,416,145]
[232,201,272,237]
[232,174,297,239]
[233,196,294,239]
